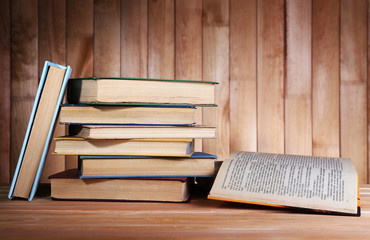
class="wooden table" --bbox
[1,184,370,239]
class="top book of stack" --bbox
[67,77,218,106]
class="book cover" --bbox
[68,125,216,139]
[78,152,218,178]
[53,137,195,157]
[78,152,217,160]
[9,61,72,201]
[67,77,218,106]
[49,169,192,202]
[59,104,197,126]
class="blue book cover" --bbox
[9,61,72,201]
[61,103,197,108]
[79,152,217,160]
[78,152,218,179]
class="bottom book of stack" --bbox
[49,152,217,202]
[49,169,192,202]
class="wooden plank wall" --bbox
[0,0,11,183]
[1,0,370,183]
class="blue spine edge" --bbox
[78,152,217,159]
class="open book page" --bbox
[209,152,358,214]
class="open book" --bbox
[208,152,360,216]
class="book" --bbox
[49,169,191,202]
[54,136,194,157]
[67,77,218,105]
[69,125,216,139]
[9,61,72,201]
[78,152,217,178]
[59,104,196,125]
[208,152,360,216]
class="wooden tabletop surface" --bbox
[1,183,370,239]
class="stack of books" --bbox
[7,63,218,202]
[8,62,360,216]
[49,77,218,202]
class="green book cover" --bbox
[70,76,219,84]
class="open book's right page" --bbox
[208,152,359,215]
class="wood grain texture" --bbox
[1,184,370,239]
[368,0,370,183]
[148,0,174,79]
[285,0,312,156]
[175,0,202,81]
[230,0,257,153]
[312,0,340,157]
[4,0,370,184]
[257,0,285,154]
[340,0,367,183]
[94,0,120,77]
[38,0,67,183]
[203,0,230,160]
[0,0,10,183]
[121,0,148,78]
[66,0,93,78]
[10,0,38,179]
[66,0,93,170]
[175,0,203,151]
[38,0,66,72]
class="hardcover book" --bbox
[67,77,218,105]
[54,137,194,157]
[9,61,72,201]
[49,169,191,202]
[59,104,197,125]
[208,152,360,216]
[78,152,217,178]
[69,125,216,139]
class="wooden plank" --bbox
[38,0,67,183]
[38,0,66,73]
[285,0,312,155]
[1,184,370,239]
[66,0,93,79]
[94,0,120,77]
[66,0,93,169]
[340,0,367,183]
[121,0,148,78]
[312,0,340,157]
[229,0,257,153]
[0,0,10,183]
[257,0,285,154]
[202,0,230,159]
[148,0,174,79]
[10,0,38,179]
[175,0,202,81]
[175,0,203,151]
[368,0,370,184]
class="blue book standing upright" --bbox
[8,61,72,201]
